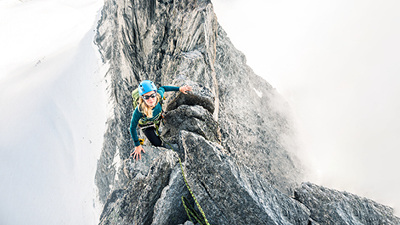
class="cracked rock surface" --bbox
[180,130,310,225]
[295,182,400,225]
[94,0,399,224]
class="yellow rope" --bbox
[159,134,210,225]
[178,157,210,225]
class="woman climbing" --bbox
[130,80,192,160]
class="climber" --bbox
[130,80,192,160]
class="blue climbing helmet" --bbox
[138,80,157,96]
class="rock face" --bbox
[180,130,310,225]
[295,182,400,225]
[94,0,399,224]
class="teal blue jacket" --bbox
[130,86,180,146]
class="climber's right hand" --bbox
[131,145,145,160]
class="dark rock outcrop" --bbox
[180,130,310,225]
[151,164,192,225]
[99,149,178,225]
[295,182,400,225]
[95,0,301,205]
[162,104,221,144]
[214,26,302,196]
[93,0,399,224]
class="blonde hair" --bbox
[138,93,161,118]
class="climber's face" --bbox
[142,91,157,107]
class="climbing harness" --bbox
[137,113,163,146]
[158,135,210,225]
[138,123,158,130]
[137,102,165,143]
[132,86,210,224]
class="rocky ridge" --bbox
[94,0,399,224]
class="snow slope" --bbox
[2,0,399,224]
[0,0,106,224]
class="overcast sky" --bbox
[213,0,400,214]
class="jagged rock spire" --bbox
[94,0,399,224]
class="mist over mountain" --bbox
[93,0,400,224]
[1,0,399,224]
[212,0,400,214]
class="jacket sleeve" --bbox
[157,86,180,98]
[129,107,142,146]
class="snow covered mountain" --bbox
[1,0,399,224]
[0,1,106,224]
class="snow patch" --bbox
[253,88,262,98]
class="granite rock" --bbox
[180,130,310,225]
[294,182,400,225]
[93,0,399,224]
